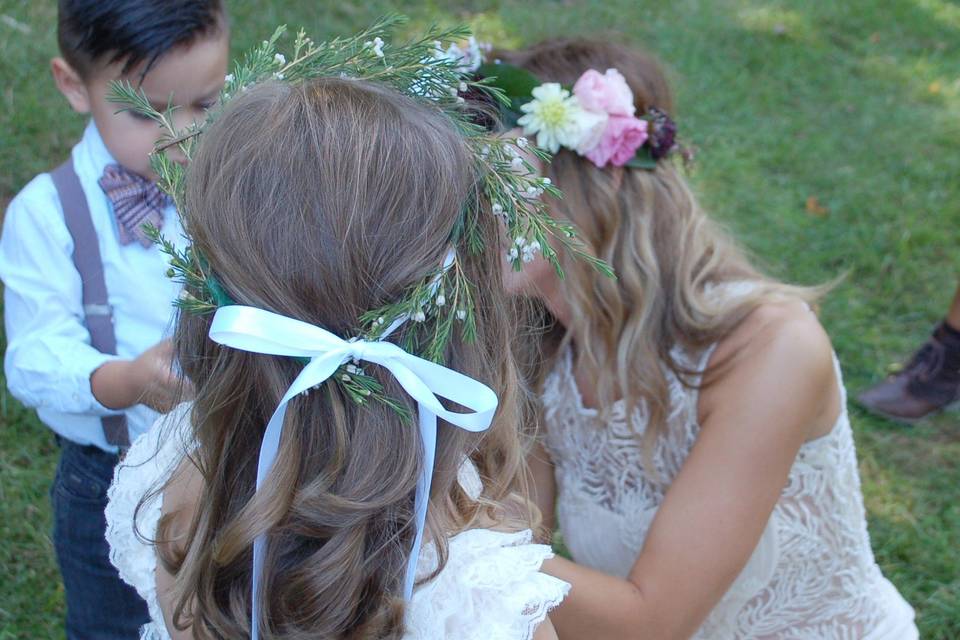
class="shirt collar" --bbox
[73,120,118,183]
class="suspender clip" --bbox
[83,303,113,317]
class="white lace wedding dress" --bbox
[542,316,918,639]
[105,404,569,640]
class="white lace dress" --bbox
[542,341,919,639]
[105,404,569,640]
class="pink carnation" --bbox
[585,116,649,168]
[572,68,636,117]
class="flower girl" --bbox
[481,39,918,639]
[104,26,571,639]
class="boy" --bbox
[0,1,228,637]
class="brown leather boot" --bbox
[857,323,960,424]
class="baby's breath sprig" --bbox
[422,259,479,362]
[478,136,615,278]
[333,365,413,422]
[359,253,478,364]
[109,17,613,417]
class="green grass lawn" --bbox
[2,0,959,637]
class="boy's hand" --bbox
[133,340,184,413]
[91,339,186,413]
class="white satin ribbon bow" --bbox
[208,305,498,640]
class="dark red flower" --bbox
[647,107,677,161]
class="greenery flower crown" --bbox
[109,16,613,418]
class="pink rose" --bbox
[585,116,649,168]
[573,68,636,117]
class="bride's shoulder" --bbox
[712,297,833,379]
[702,298,838,437]
[405,528,569,640]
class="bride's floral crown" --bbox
[476,60,682,169]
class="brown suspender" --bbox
[49,159,130,447]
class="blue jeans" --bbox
[51,439,149,639]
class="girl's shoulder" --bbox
[113,402,195,492]
[406,528,569,640]
[105,403,194,640]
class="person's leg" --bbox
[858,282,960,423]
[51,440,150,639]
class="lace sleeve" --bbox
[405,529,570,640]
[105,403,193,640]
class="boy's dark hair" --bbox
[58,0,225,79]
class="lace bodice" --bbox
[105,404,569,640]
[542,341,918,640]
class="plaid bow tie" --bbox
[98,164,167,248]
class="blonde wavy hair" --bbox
[151,78,534,638]
[499,39,822,449]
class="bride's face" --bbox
[500,130,562,300]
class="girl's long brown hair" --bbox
[155,78,530,638]
[499,39,821,449]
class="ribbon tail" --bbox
[250,398,292,640]
[403,407,438,599]
[251,538,264,640]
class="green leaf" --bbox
[474,62,540,128]
[625,145,658,170]
[477,62,541,103]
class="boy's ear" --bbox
[51,57,91,114]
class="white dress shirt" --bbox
[0,121,184,452]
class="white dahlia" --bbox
[517,83,605,154]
